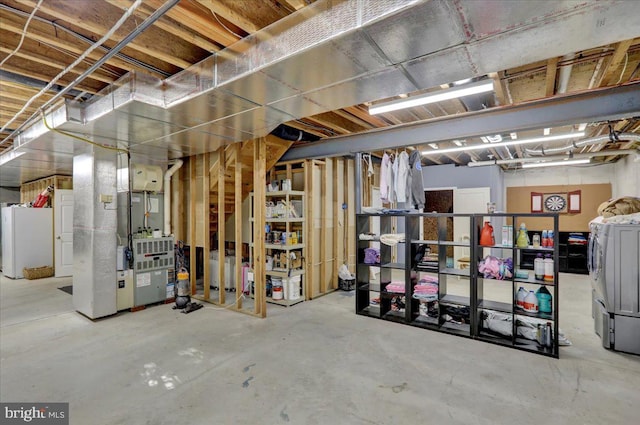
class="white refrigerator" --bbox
[1,207,53,278]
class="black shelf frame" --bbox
[356,212,560,358]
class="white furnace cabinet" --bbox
[1,207,53,278]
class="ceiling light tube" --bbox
[369,80,494,115]
[422,131,585,156]
[521,159,591,168]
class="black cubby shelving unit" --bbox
[356,212,560,358]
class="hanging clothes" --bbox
[408,150,425,209]
[391,153,399,203]
[387,153,395,203]
[380,153,391,203]
[396,150,410,203]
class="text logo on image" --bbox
[1,403,68,424]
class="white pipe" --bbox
[557,53,575,94]
[467,149,638,167]
[524,133,640,156]
[164,159,183,236]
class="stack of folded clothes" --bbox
[412,276,438,302]
[385,281,405,293]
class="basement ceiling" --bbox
[1,0,639,187]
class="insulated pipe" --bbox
[524,133,640,156]
[164,159,183,236]
[467,149,638,167]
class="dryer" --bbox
[590,222,640,355]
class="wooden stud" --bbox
[320,162,327,294]
[189,157,197,295]
[332,157,340,289]
[305,160,314,300]
[253,138,267,317]
[234,143,243,309]
[203,153,210,300]
[218,147,226,305]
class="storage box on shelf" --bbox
[355,211,560,358]
[250,190,306,306]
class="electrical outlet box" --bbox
[100,194,113,203]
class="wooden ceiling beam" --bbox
[278,0,309,11]
[599,39,634,86]
[0,63,100,94]
[146,0,241,47]
[195,0,261,34]
[0,102,39,114]
[544,57,559,97]
[13,0,193,69]
[284,120,329,138]
[104,0,221,53]
[488,72,508,105]
[344,105,390,128]
[0,18,138,74]
[332,109,375,129]
[0,45,116,85]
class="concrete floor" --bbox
[1,272,638,425]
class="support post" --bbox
[189,157,196,295]
[218,147,226,304]
[203,153,210,300]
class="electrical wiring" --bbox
[1,0,144,134]
[41,111,129,154]
[615,52,629,85]
[0,0,44,68]
[0,3,169,78]
[211,11,243,40]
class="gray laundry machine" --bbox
[589,222,640,355]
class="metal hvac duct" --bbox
[2,0,640,186]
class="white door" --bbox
[55,189,74,277]
[453,187,491,266]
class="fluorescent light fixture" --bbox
[422,131,585,156]
[521,159,590,169]
[543,128,551,136]
[510,132,518,140]
[369,80,494,115]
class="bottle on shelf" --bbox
[532,233,540,247]
[516,287,528,309]
[536,286,553,314]
[547,230,554,248]
[545,322,553,347]
[543,254,554,282]
[479,221,495,246]
[541,230,548,247]
[523,290,539,313]
[516,223,530,248]
[534,253,545,280]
